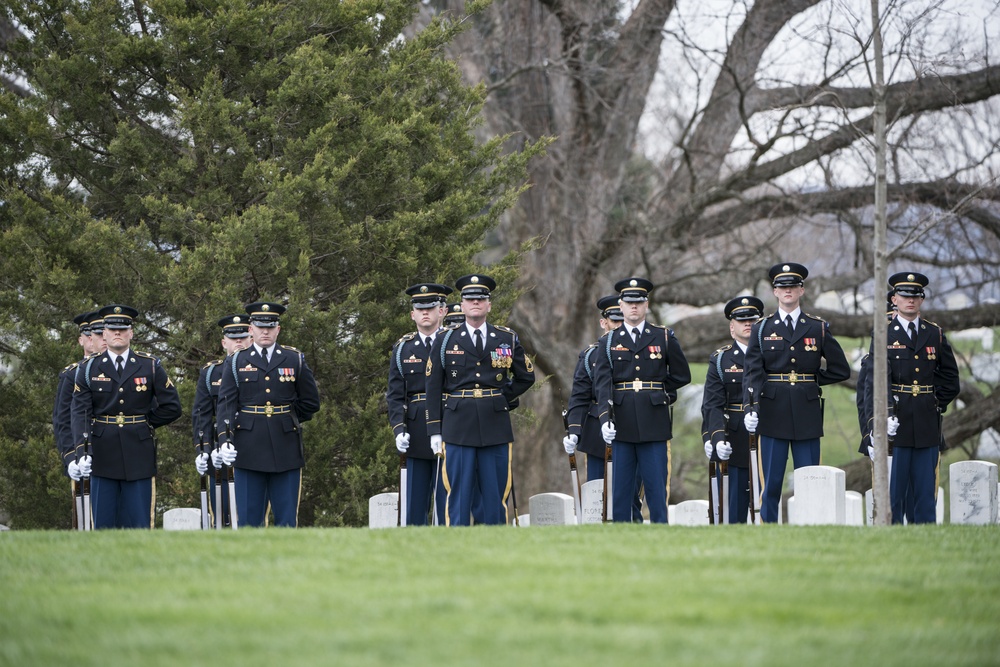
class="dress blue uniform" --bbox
[70,305,182,529]
[386,283,453,526]
[702,296,764,523]
[192,315,250,526]
[594,278,691,523]
[742,264,850,522]
[862,272,960,523]
[425,274,535,526]
[215,302,321,527]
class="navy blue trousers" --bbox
[759,436,820,523]
[587,453,644,520]
[90,476,152,529]
[443,443,510,526]
[891,446,939,524]
[611,441,668,523]
[405,457,446,526]
[234,468,301,527]
[715,464,750,524]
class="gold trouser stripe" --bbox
[503,443,513,525]
[665,441,672,507]
[441,447,451,527]
[150,477,157,529]
[934,448,942,503]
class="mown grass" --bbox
[2,525,998,667]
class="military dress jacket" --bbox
[742,312,850,441]
[386,331,439,460]
[566,344,607,458]
[215,344,321,474]
[594,324,691,443]
[862,317,960,449]
[425,323,534,447]
[702,343,751,468]
[53,359,83,471]
[192,359,225,452]
[70,351,182,481]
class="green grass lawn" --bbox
[3,525,998,667]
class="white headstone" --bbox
[516,514,530,526]
[667,504,675,524]
[673,500,710,526]
[937,486,945,525]
[163,507,202,530]
[529,492,575,526]
[786,496,796,524]
[949,461,999,524]
[580,480,605,524]
[789,465,845,525]
[845,491,864,526]
[368,492,399,529]
[865,489,873,526]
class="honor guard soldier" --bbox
[192,314,253,525]
[54,312,97,478]
[594,278,691,523]
[68,305,182,529]
[387,283,453,525]
[742,263,850,523]
[702,296,764,523]
[862,272,959,523]
[443,303,465,328]
[564,296,646,519]
[425,274,535,526]
[215,301,320,527]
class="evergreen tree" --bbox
[0,0,543,527]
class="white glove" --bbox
[77,454,92,478]
[563,434,578,454]
[867,445,875,461]
[211,448,223,468]
[67,460,83,481]
[395,432,410,453]
[601,421,616,444]
[430,435,443,456]
[887,416,899,438]
[704,441,713,459]
[219,443,237,466]
[717,442,733,460]
[744,412,758,434]
[195,453,209,475]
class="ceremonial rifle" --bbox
[80,422,93,531]
[397,449,407,527]
[431,454,442,526]
[198,431,211,530]
[223,419,239,529]
[73,476,84,532]
[720,413,731,524]
[562,410,583,525]
[708,459,720,525]
[747,387,761,524]
[603,399,615,523]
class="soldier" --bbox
[443,302,465,328]
[68,305,182,529]
[54,312,96,478]
[594,277,691,524]
[742,263,851,523]
[426,274,535,526]
[702,296,764,523]
[563,296,645,519]
[215,301,320,527]
[386,283,453,526]
[193,314,253,525]
[862,272,959,524]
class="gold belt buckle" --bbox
[265,405,274,417]
[116,414,125,427]
[911,382,919,397]
[633,379,642,392]
[473,388,483,399]
[788,370,798,385]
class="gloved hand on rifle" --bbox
[77,454,92,478]
[67,459,84,481]
[744,412,759,434]
[195,452,209,475]
[395,432,410,454]
[211,448,223,468]
[867,445,875,461]
[887,416,899,438]
[704,441,713,459]
[717,441,732,460]
[601,421,616,444]
[219,443,237,466]
[563,434,578,454]
[430,435,443,456]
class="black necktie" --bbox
[424,336,432,348]
[115,355,124,376]
[261,347,268,365]
[633,327,642,343]
[908,321,917,340]
[474,330,484,354]
[785,315,794,333]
